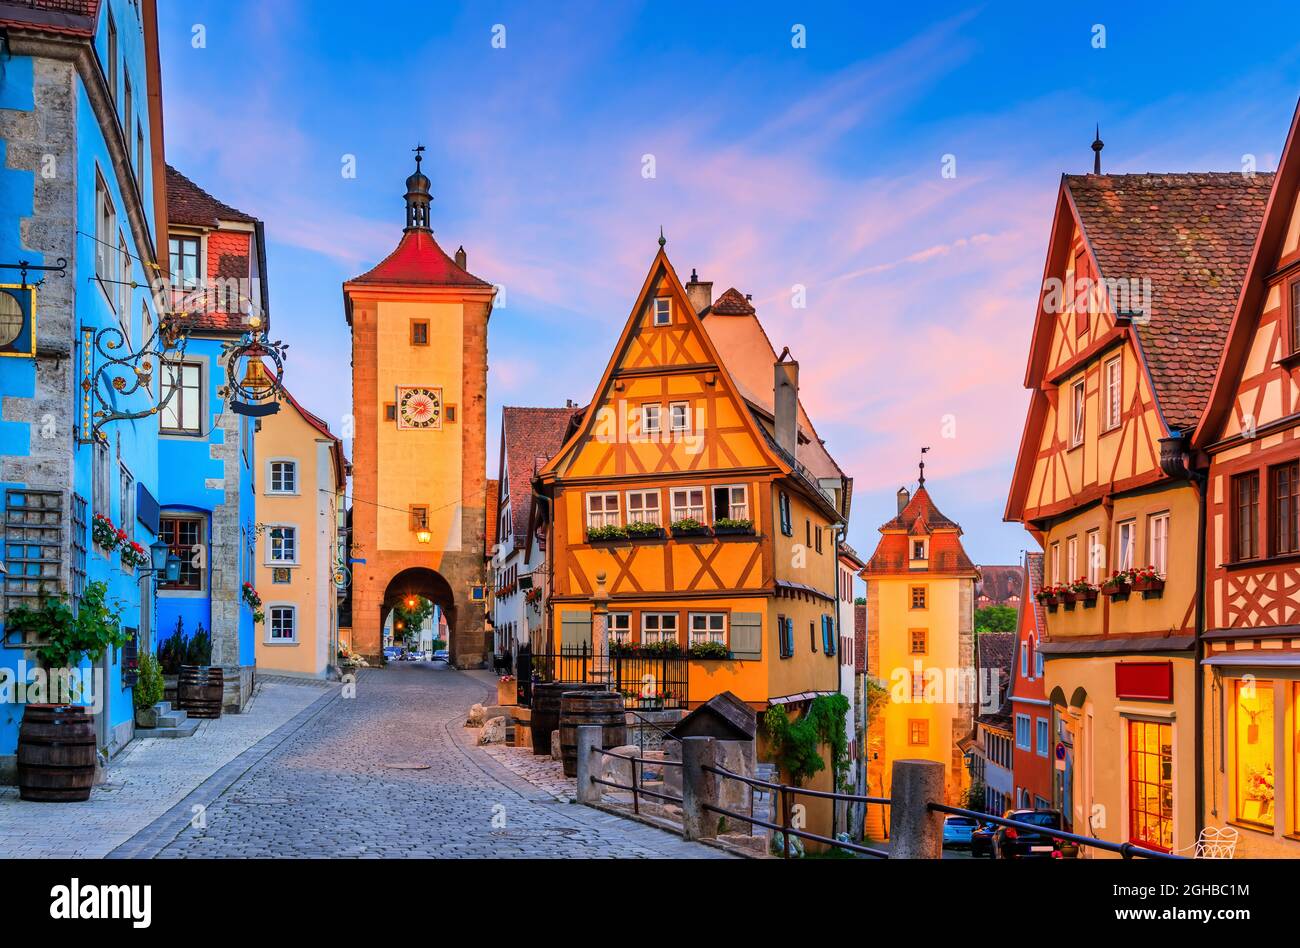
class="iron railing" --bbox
[927,803,1185,860]
[518,643,688,710]
[589,746,683,817]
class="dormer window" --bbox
[653,297,671,327]
[911,538,928,561]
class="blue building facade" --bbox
[0,0,167,769]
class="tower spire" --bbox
[918,445,930,487]
[1092,124,1104,175]
[404,144,432,232]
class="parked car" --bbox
[942,815,977,848]
[382,647,402,662]
[971,820,997,857]
[993,809,1077,859]
[432,649,449,663]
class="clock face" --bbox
[397,386,442,429]
[0,289,28,350]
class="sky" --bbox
[156,0,1300,567]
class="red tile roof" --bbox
[1024,551,1046,641]
[1067,172,1273,431]
[711,287,756,315]
[975,564,1024,605]
[349,229,491,288]
[0,0,100,36]
[863,484,976,576]
[500,407,574,550]
[166,165,257,227]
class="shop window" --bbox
[1234,680,1274,829]
[1127,719,1174,851]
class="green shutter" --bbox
[731,611,763,660]
[560,610,592,648]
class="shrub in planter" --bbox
[688,640,730,660]
[640,639,683,658]
[186,624,213,666]
[133,653,165,726]
[156,618,187,676]
[120,540,150,571]
[712,518,754,535]
[670,517,710,536]
[586,524,630,542]
[625,520,664,539]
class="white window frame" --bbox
[95,171,117,300]
[266,524,299,566]
[911,537,928,561]
[1148,512,1169,575]
[1086,529,1102,584]
[267,458,299,495]
[117,230,131,329]
[669,487,706,523]
[1020,644,1028,679]
[640,403,661,436]
[652,297,671,327]
[625,489,661,526]
[688,612,726,646]
[1116,519,1136,572]
[1036,717,1050,757]
[160,359,204,435]
[1070,377,1086,447]
[1103,356,1122,431]
[668,401,689,432]
[608,611,631,644]
[1015,713,1031,751]
[713,484,749,521]
[92,438,112,521]
[267,604,297,644]
[1050,542,1060,585]
[1066,536,1078,582]
[118,463,134,542]
[585,492,620,529]
[1035,649,1044,678]
[641,612,678,645]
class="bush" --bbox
[134,653,164,710]
[186,624,212,666]
[156,618,186,675]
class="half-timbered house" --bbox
[1005,169,1271,854]
[1193,99,1300,857]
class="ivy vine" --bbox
[763,693,851,788]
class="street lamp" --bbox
[149,538,182,584]
[415,528,432,544]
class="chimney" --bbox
[774,347,798,458]
[455,245,468,269]
[896,486,911,514]
[685,268,713,314]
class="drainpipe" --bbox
[531,484,554,651]
[1159,431,1207,843]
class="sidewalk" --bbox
[0,676,334,858]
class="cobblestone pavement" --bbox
[0,676,332,858]
[143,663,729,858]
[480,739,574,802]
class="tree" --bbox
[975,605,1017,634]
[393,595,434,645]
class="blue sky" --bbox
[157,0,1300,567]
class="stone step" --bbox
[150,717,200,739]
[156,709,188,728]
[154,701,173,715]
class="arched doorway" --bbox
[381,568,457,662]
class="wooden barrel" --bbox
[559,690,627,777]
[177,665,224,719]
[530,682,605,756]
[17,704,97,802]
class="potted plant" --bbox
[241,582,265,623]
[625,520,665,540]
[1101,569,1136,600]
[1132,565,1165,594]
[120,539,149,571]
[497,674,517,706]
[586,524,630,542]
[156,618,187,701]
[641,639,683,658]
[688,640,731,660]
[133,653,165,727]
[1069,578,1099,605]
[609,640,637,658]
[1036,584,1061,610]
[337,643,369,677]
[91,514,122,554]
[712,517,754,536]
[670,517,710,538]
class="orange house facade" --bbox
[535,248,852,790]
[1193,100,1300,857]
[1006,170,1270,855]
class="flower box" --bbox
[497,677,517,706]
[1101,583,1131,600]
[671,525,712,538]
[713,524,754,536]
[624,525,666,540]
[586,526,630,543]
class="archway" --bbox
[380,567,457,663]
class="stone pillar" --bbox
[575,725,603,805]
[888,759,945,858]
[591,570,610,682]
[681,736,718,841]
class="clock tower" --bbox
[343,151,494,666]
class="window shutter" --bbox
[731,612,762,660]
[560,610,592,648]
[822,616,835,656]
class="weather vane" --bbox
[919,446,930,486]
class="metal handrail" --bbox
[928,803,1186,860]
[704,762,888,805]
[593,746,682,767]
[625,706,681,742]
[700,803,889,858]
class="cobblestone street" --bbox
[111,663,727,858]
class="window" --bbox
[1035,649,1044,678]
[169,236,199,290]
[1020,643,1028,679]
[1026,636,1035,679]
[92,439,111,519]
[1232,471,1260,561]
[159,516,203,591]
[669,401,689,432]
[626,489,660,526]
[269,460,297,494]
[411,320,429,345]
[136,122,145,194]
[779,491,793,536]
[1086,529,1102,584]
[117,231,131,329]
[1116,519,1136,572]
[1233,679,1274,829]
[1070,378,1085,447]
[268,605,296,643]
[268,525,298,564]
[1128,719,1174,851]
[653,297,671,326]
[95,173,117,291]
[641,612,678,646]
[814,524,823,554]
[712,485,748,521]
[586,492,620,529]
[1015,714,1031,750]
[908,720,929,746]
[640,403,661,435]
[1291,277,1300,354]
[122,70,132,140]
[1066,536,1078,582]
[669,487,705,522]
[1103,356,1122,431]
[1271,461,1300,556]
[1036,718,1050,757]
[821,615,835,656]
[778,616,794,658]
[446,405,457,423]
[161,360,202,434]
[609,612,631,645]
[1050,542,1060,585]
[909,628,927,655]
[384,403,397,422]
[689,612,726,646]
[910,586,927,610]
[409,505,428,532]
[106,10,118,103]
[118,465,134,541]
[1147,513,1169,574]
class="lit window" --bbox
[269,460,297,494]
[1234,680,1274,829]
[653,297,671,326]
[1128,719,1174,851]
